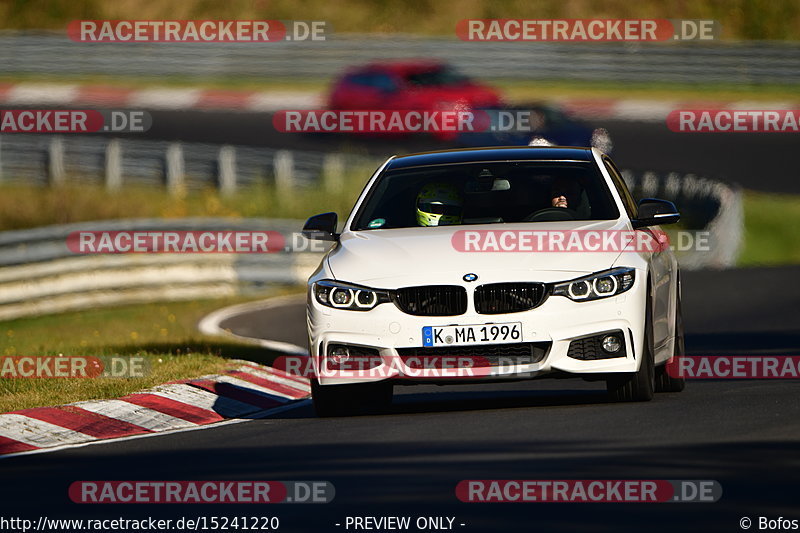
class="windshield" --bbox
[352,161,620,230]
[405,66,470,87]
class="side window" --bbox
[369,73,398,92]
[346,74,370,86]
[349,72,398,92]
[603,157,638,219]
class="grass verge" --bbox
[738,190,800,266]
[1,0,799,40]
[0,288,304,412]
[0,178,372,232]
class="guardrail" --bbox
[0,32,798,84]
[0,134,378,192]
[0,218,323,320]
[0,166,741,320]
[622,170,743,270]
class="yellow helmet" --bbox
[416,182,463,226]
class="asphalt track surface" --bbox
[2,266,799,532]
[132,109,799,193]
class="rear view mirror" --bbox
[466,176,511,193]
[302,212,339,241]
[632,199,680,228]
[491,178,511,191]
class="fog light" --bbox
[329,346,350,366]
[601,335,622,353]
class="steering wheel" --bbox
[523,207,577,222]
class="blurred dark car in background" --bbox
[326,62,610,151]
[456,104,613,153]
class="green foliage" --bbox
[0,0,797,40]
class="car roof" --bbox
[349,60,447,76]
[386,146,594,170]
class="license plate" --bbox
[422,323,523,347]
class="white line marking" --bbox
[232,359,311,386]
[0,414,96,448]
[0,400,310,460]
[75,399,197,431]
[234,365,310,393]
[128,88,202,109]
[613,100,677,122]
[197,294,309,355]
[246,91,322,112]
[146,383,262,417]
[214,375,294,401]
[5,84,79,105]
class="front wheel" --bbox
[311,379,393,417]
[606,292,655,402]
[655,285,687,393]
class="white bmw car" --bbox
[303,147,685,416]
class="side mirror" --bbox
[302,212,339,241]
[632,198,680,229]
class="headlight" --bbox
[551,267,635,302]
[313,280,390,311]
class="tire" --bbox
[311,378,393,417]
[606,290,655,402]
[655,284,687,393]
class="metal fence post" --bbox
[48,137,65,186]
[273,150,294,196]
[105,139,122,191]
[322,152,345,193]
[664,172,681,199]
[166,143,185,195]
[218,145,237,196]
[641,171,659,197]
[621,169,635,190]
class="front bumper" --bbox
[307,278,646,386]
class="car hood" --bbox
[327,219,632,288]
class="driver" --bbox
[416,182,463,226]
[549,177,581,209]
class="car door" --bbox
[602,156,673,353]
[334,72,400,109]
